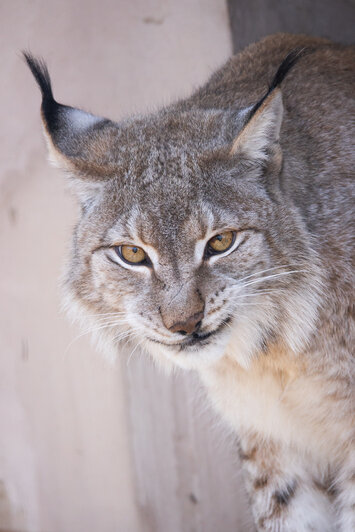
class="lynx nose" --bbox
[168,311,204,336]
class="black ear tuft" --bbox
[23,51,54,102]
[269,47,311,92]
[248,47,312,121]
[23,51,65,137]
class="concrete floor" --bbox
[0,1,243,531]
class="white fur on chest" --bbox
[199,352,345,463]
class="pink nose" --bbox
[168,311,204,335]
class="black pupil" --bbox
[132,247,138,253]
[216,235,223,241]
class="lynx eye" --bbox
[116,245,147,265]
[206,231,235,255]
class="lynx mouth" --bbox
[148,316,232,351]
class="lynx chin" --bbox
[25,33,354,531]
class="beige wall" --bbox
[0,1,252,531]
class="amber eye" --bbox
[206,231,235,256]
[116,245,148,265]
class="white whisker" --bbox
[63,323,121,354]
[236,270,305,291]
[233,264,304,285]
[64,320,142,354]
[127,337,146,366]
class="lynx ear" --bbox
[231,89,283,162]
[231,48,309,164]
[23,53,119,182]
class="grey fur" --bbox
[25,34,354,531]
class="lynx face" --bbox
[67,147,278,370]
[25,52,322,370]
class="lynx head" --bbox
[24,51,322,371]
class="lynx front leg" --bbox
[238,434,336,532]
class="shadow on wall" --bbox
[228,0,355,53]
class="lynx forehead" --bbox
[25,32,355,531]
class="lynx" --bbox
[24,34,354,531]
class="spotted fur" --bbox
[25,34,354,530]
